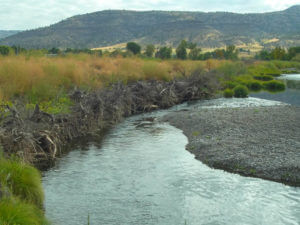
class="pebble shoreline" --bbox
[162,105,300,186]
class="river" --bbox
[42,75,300,225]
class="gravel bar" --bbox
[162,105,300,186]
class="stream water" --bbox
[43,75,300,225]
[250,74,300,106]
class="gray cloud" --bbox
[0,0,299,30]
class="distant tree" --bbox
[256,50,271,60]
[145,44,155,57]
[189,48,201,60]
[48,47,60,54]
[176,40,188,59]
[287,46,300,60]
[126,42,141,55]
[225,45,238,60]
[214,49,225,59]
[11,45,26,55]
[0,45,10,56]
[187,42,197,50]
[270,47,286,60]
[202,52,213,60]
[155,46,172,59]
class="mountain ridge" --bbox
[1,5,299,49]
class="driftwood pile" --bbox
[0,70,219,169]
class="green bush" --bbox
[223,88,234,98]
[0,158,44,207]
[233,85,249,98]
[0,197,49,225]
[224,81,239,89]
[263,80,285,92]
[247,81,263,92]
[126,42,141,55]
[253,75,273,81]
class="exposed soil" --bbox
[162,105,300,186]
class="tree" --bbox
[256,50,271,60]
[126,42,141,55]
[187,42,197,50]
[270,47,286,60]
[0,45,10,56]
[176,40,188,60]
[145,44,155,57]
[155,47,172,59]
[287,46,300,60]
[11,45,26,55]
[214,49,225,59]
[225,45,238,60]
[48,47,60,54]
[189,48,201,60]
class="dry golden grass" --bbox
[91,43,127,52]
[0,55,232,102]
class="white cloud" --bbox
[0,0,299,30]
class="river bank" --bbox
[162,105,300,186]
[0,70,218,169]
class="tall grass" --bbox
[0,55,210,103]
[0,197,49,225]
[1,55,299,113]
[0,155,49,225]
[0,157,44,207]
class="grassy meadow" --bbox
[0,53,299,114]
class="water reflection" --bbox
[251,74,300,106]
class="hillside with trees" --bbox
[0,5,300,49]
[0,30,20,40]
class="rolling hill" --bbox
[0,30,20,40]
[1,5,300,49]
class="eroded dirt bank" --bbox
[0,71,219,169]
[162,105,300,186]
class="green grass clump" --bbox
[26,96,73,115]
[233,85,249,98]
[263,80,286,92]
[223,88,234,98]
[0,197,49,225]
[0,158,44,207]
[253,74,273,81]
[247,80,263,92]
[224,81,239,89]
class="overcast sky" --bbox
[0,0,299,30]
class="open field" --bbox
[0,54,299,115]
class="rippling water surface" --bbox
[43,97,300,225]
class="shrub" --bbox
[0,158,44,207]
[263,80,285,92]
[126,42,141,55]
[155,47,172,59]
[145,44,155,57]
[247,81,263,92]
[0,46,10,56]
[0,197,49,225]
[223,88,234,98]
[233,85,249,98]
[176,40,187,60]
[224,81,239,89]
[253,75,273,81]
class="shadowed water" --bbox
[43,97,300,225]
[251,74,300,106]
